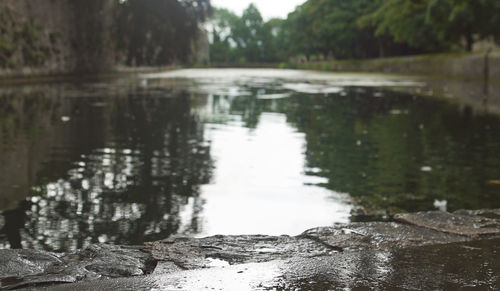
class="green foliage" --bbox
[118,0,212,66]
[209,8,242,63]
[18,22,47,67]
[359,0,444,52]
[261,18,285,61]
[0,10,16,68]
[237,4,265,61]
[22,47,46,67]
[0,0,212,71]
[210,0,500,64]
[288,0,384,59]
[0,38,15,67]
[361,0,500,52]
[284,4,315,59]
[210,5,282,63]
[426,0,500,51]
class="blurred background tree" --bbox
[426,0,500,51]
[0,0,213,71]
[117,0,212,66]
[210,4,279,63]
[1,0,499,68]
[208,0,500,64]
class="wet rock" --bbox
[454,208,500,219]
[151,261,183,275]
[1,209,500,290]
[42,238,500,291]
[0,245,151,290]
[0,249,61,279]
[146,239,206,270]
[394,210,500,237]
[2,275,76,290]
[84,264,143,278]
[268,238,500,291]
[144,234,335,271]
[300,221,470,251]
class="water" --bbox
[0,69,499,251]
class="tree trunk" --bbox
[377,37,385,58]
[483,48,492,97]
[465,33,473,52]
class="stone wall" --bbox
[292,51,500,80]
[0,0,117,76]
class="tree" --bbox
[284,4,315,60]
[233,4,265,62]
[210,0,500,63]
[358,0,447,52]
[118,0,211,66]
[209,8,239,62]
[426,0,500,51]
[286,0,385,60]
[361,0,500,53]
[261,18,285,62]
[209,4,281,63]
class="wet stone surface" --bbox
[395,209,500,237]
[0,209,499,290]
[146,234,336,270]
[0,245,151,290]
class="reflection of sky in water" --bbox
[28,96,351,244]
[199,112,350,236]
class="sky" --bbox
[211,0,306,20]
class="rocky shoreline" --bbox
[1,209,499,290]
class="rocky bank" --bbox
[1,209,499,290]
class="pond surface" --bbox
[0,69,499,251]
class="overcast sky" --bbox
[211,0,306,20]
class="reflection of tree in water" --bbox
[3,80,500,250]
[223,87,500,217]
[283,89,500,216]
[1,86,213,251]
[224,86,286,128]
[0,201,31,249]
[0,87,72,217]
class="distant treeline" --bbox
[209,0,500,63]
[0,0,212,74]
